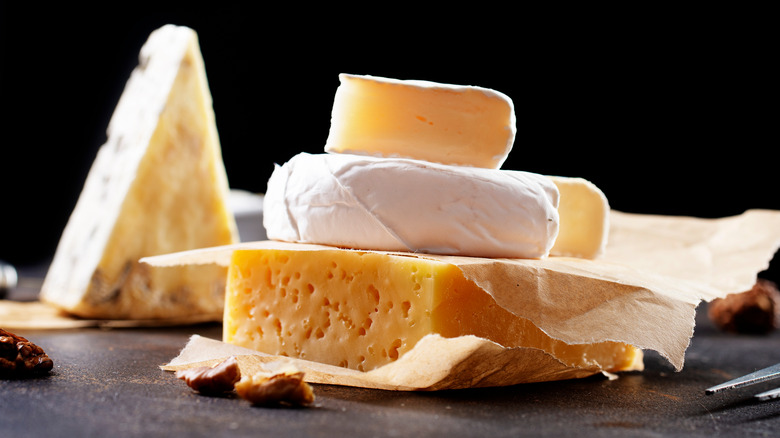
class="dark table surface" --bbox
[2,264,779,438]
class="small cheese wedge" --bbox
[40,25,238,319]
[223,247,643,373]
[324,74,516,169]
[263,152,560,259]
[547,176,610,259]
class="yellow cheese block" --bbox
[324,74,516,169]
[548,176,610,259]
[40,25,238,319]
[224,247,642,373]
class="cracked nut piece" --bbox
[175,356,241,395]
[0,328,54,378]
[708,279,780,334]
[235,370,315,407]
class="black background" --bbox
[1,5,777,281]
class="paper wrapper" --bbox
[144,209,780,390]
[3,209,779,388]
[0,300,220,329]
[161,334,611,391]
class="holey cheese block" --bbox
[40,25,238,320]
[223,246,644,374]
[324,74,516,169]
[263,152,560,259]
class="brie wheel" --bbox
[263,152,559,259]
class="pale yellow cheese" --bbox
[224,247,643,373]
[40,25,238,319]
[324,74,516,169]
[547,176,610,259]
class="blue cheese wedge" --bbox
[40,25,238,320]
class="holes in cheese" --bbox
[224,248,643,373]
[324,73,516,169]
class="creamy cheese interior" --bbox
[547,175,610,259]
[324,73,516,169]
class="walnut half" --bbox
[708,278,780,334]
[0,328,54,378]
[175,356,315,407]
[175,356,241,395]
[235,370,315,407]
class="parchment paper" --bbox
[3,209,780,390]
[161,334,610,391]
[146,209,780,390]
[0,299,220,329]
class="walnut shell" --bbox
[708,279,780,335]
[0,328,54,378]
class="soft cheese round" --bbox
[324,73,516,169]
[263,152,560,259]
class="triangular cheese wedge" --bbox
[40,25,239,320]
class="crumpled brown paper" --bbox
[0,299,221,329]
[143,209,780,390]
[161,334,609,391]
[2,209,779,388]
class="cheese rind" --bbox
[223,247,643,373]
[40,25,238,319]
[547,176,610,259]
[324,73,516,169]
[263,152,560,259]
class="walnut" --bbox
[175,356,315,406]
[234,371,315,407]
[708,278,780,334]
[175,356,241,395]
[0,328,54,378]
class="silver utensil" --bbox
[705,362,780,401]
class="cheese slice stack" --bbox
[223,246,643,373]
[324,74,516,169]
[40,25,238,320]
[222,73,628,378]
[323,73,609,260]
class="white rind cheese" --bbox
[324,74,516,169]
[40,24,239,320]
[263,152,560,259]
